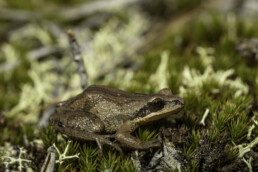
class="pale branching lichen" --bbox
[82,11,148,82]
[247,117,258,140]
[200,108,209,126]
[1,43,19,63]
[5,10,148,123]
[8,60,59,123]
[179,47,248,97]
[10,24,53,45]
[54,140,80,165]
[1,146,31,172]
[0,43,20,73]
[242,157,253,172]
[196,46,214,66]
[234,137,258,158]
[149,51,170,90]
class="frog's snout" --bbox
[172,97,184,106]
[178,98,184,106]
[174,100,184,106]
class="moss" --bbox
[229,114,248,144]
[0,122,38,146]
[40,126,57,150]
[99,151,120,172]
[135,128,158,142]
[79,145,98,172]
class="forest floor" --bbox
[0,0,257,171]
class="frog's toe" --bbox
[99,138,124,156]
[148,139,162,148]
[95,137,103,157]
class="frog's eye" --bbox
[151,98,164,108]
[57,121,64,128]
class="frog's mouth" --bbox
[132,99,184,124]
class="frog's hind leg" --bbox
[96,137,124,157]
[69,129,123,156]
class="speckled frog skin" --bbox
[49,85,184,153]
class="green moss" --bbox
[120,158,137,172]
[79,145,98,172]
[183,145,195,159]
[229,114,248,144]
[57,140,80,170]
[225,146,238,162]
[135,128,158,142]
[183,91,212,116]
[99,151,120,172]
[190,130,200,149]
[186,159,199,172]
[40,126,57,149]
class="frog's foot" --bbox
[96,137,124,156]
[115,132,161,150]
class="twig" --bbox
[39,105,56,128]
[38,59,61,127]
[67,30,88,90]
[27,46,62,60]
[60,0,138,21]
[40,146,56,172]
[0,8,40,21]
[0,60,20,73]
[0,46,62,73]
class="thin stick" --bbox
[67,30,88,90]
[40,146,56,172]
[60,0,138,21]
[39,59,61,127]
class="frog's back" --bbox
[84,85,149,133]
[85,85,151,100]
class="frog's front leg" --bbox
[68,128,123,155]
[115,121,161,149]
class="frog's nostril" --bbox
[172,99,184,106]
[176,100,180,105]
[178,98,184,106]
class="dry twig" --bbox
[67,30,88,90]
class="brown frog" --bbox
[49,85,184,154]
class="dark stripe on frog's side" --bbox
[132,101,165,118]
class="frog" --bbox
[49,85,184,154]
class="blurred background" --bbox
[0,0,257,118]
